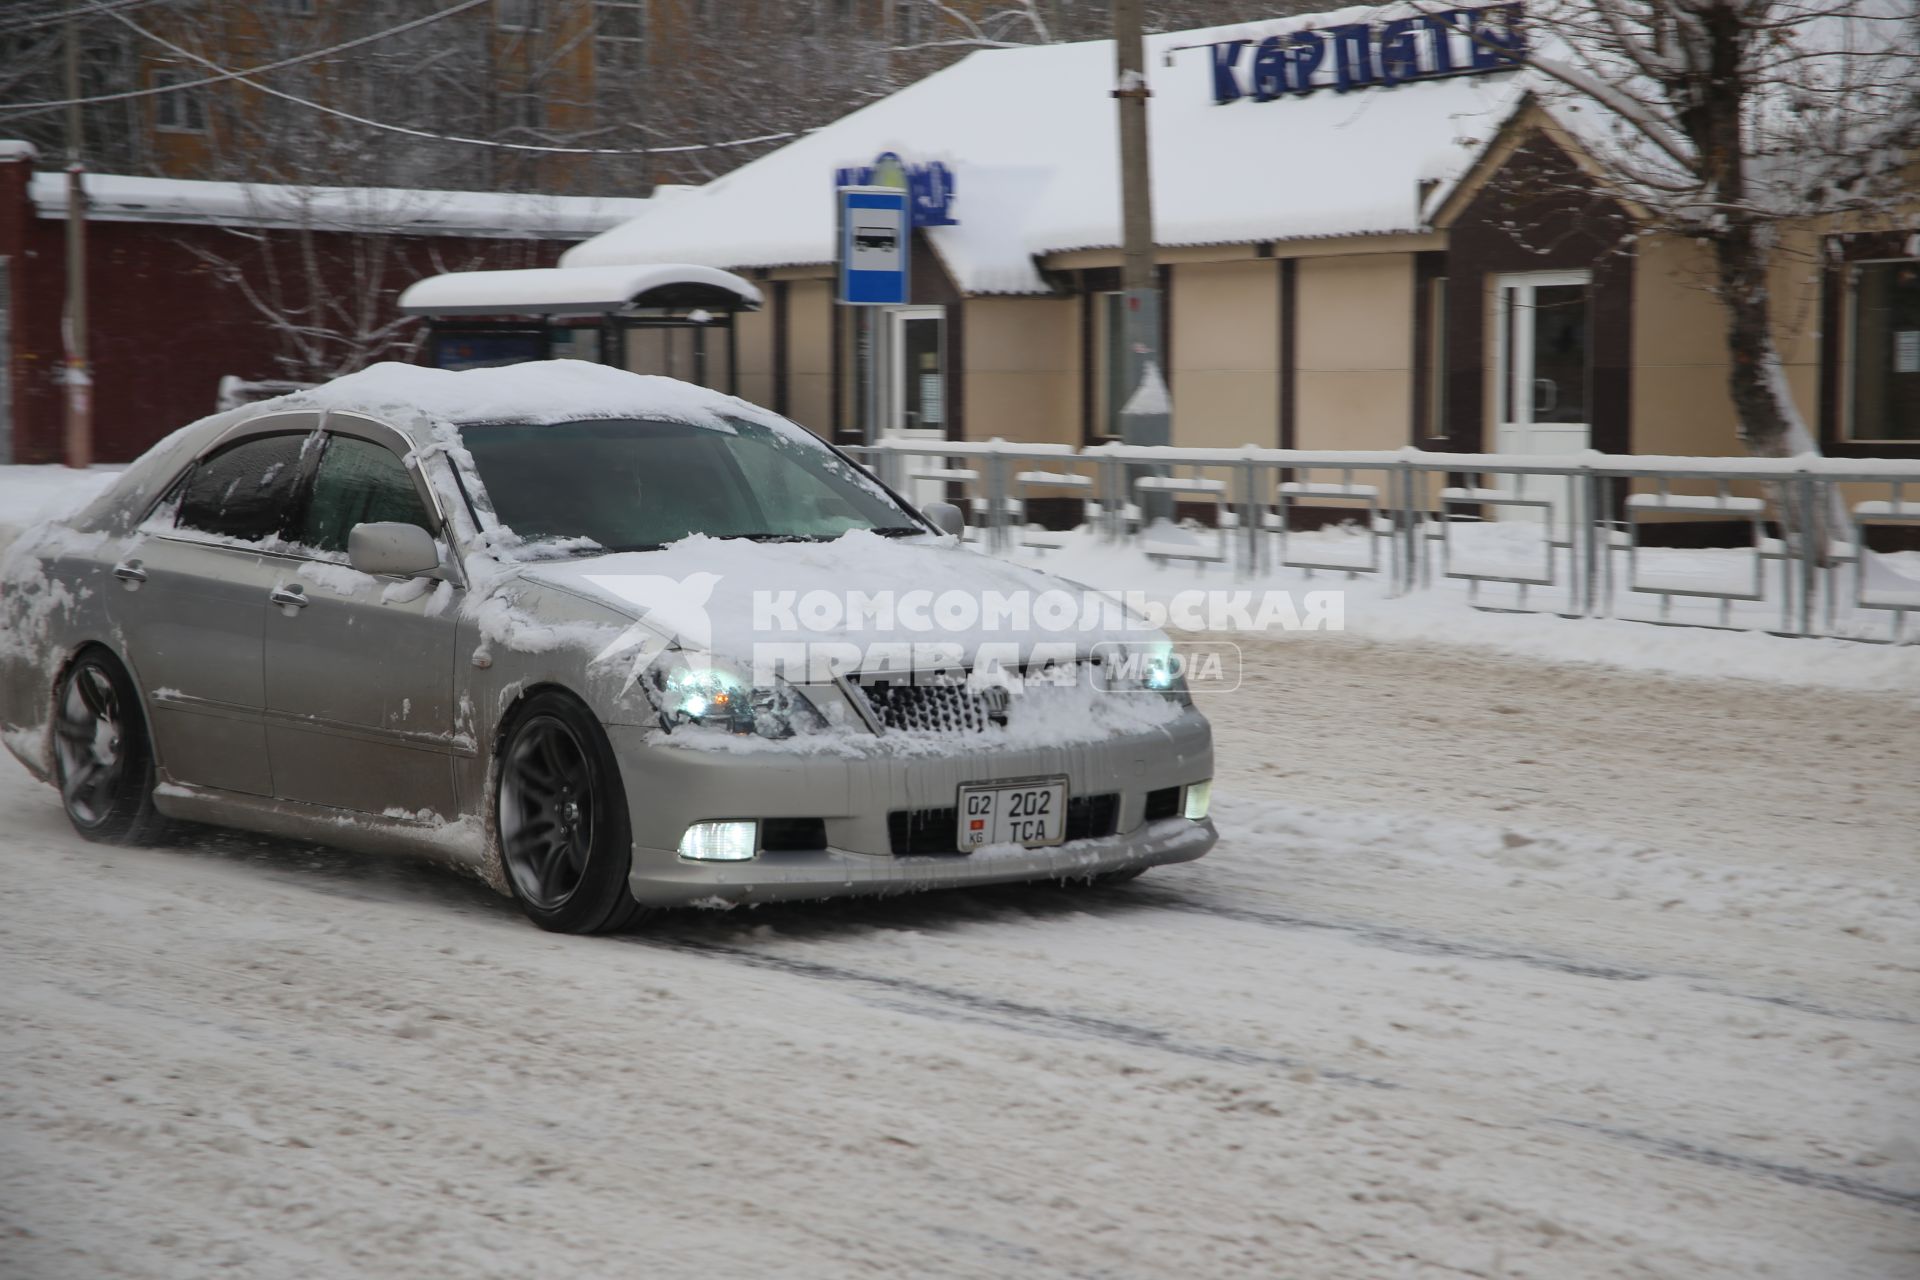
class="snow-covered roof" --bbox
[397,264,762,317]
[28,171,650,240]
[562,3,1531,294]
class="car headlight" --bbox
[1098,641,1191,703]
[650,656,826,739]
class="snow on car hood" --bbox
[516,529,1161,666]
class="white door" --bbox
[1493,272,1591,520]
[882,306,950,509]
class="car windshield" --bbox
[458,415,924,553]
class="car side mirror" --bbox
[348,522,441,577]
[924,501,965,538]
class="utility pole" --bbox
[63,1,92,470]
[1112,0,1169,521]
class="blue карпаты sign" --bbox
[1208,3,1525,103]
[834,152,957,229]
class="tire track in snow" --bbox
[1556,1122,1920,1214]
[1124,886,1920,1028]
[268,848,1914,1030]
[636,934,1402,1090]
[638,934,1920,1219]
[1129,886,1653,981]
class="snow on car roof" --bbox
[274,360,791,434]
[561,3,1532,294]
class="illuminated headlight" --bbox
[1183,779,1212,822]
[678,820,758,861]
[1100,642,1191,703]
[1143,651,1183,693]
[651,657,825,739]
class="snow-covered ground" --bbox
[2,632,1915,1277]
[3,464,1917,1278]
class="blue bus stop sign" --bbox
[838,187,910,306]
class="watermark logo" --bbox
[750,587,1342,636]
[581,576,1336,698]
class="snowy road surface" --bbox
[2,631,1917,1279]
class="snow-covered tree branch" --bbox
[1451,0,1920,457]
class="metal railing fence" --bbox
[841,439,1920,642]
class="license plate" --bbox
[956,777,1068,850]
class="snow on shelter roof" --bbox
[397,264,763,317]
[27,170,649,240]
[561,3,1532,294]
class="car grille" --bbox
[887,793,1119,857]
[856,679,1006,734]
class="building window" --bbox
[497,0,543,31]
[1845,259,1920,442]
[595,0,644,70]
[151,68,207,133]
[507,91,546,131]
[896,0,922,43]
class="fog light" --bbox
[1183,780,1212,822]
[678,820,758,862]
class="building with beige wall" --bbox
[416,5,1920,531]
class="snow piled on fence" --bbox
[1010,526,1920,693]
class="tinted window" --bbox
[459,417,920,553]
[175,434,308,543]
[298,434,436,554]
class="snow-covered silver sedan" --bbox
[0,363,1215,932]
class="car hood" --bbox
[514,530,1159,666]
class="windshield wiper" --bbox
[870,526,929,537]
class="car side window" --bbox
[298,434,436,555]
[174,434,309,543]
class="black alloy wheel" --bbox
[496,693,645,934]
[52,649,170,844]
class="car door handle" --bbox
[112,559,147,585]
[270,585,310,611]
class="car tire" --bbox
[52,647,173,846]
[495,691,647,935]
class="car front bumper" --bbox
[605,708,1215,909]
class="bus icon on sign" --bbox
[849,213,903,271]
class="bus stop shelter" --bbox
[398,263,763,393]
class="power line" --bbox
[0,0,492,118]
[111,11,811,158]
[0,0,169,39]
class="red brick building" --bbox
[0,144,647,464]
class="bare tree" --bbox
[176,187,561,384]
[1455,0,1920,458]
